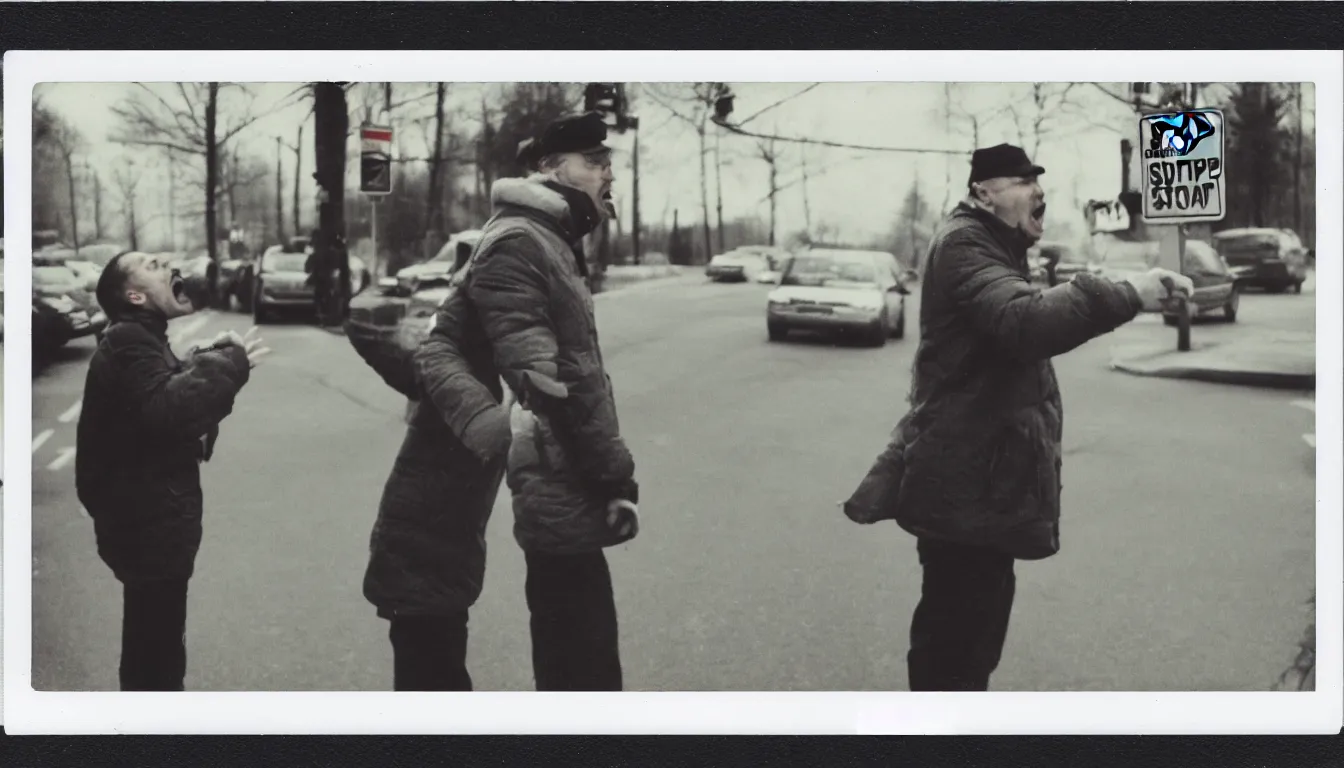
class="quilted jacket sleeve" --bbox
[412,295,511,461]
[934,232,1143,361]
[467,234,636,496]
[106,323,251,440]
[344,318,420,399]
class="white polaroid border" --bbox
[4,49,1341,735]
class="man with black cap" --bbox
[842,144,1192,691]
[410,111,639,691]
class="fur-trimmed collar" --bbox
[490,175,602,239]
[492,175,570,220]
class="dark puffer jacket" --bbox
[843,202,1142,560]
[75,311,251,583]
[416,177,638,555]
[346,279,510,619]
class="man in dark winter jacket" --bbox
[76,251,268,690]
[344,275,512,691]
[409,112,639,692]
[843,144,1193,692]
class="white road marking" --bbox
[47,447,76,471]
[58,401,82,423]
[32,429,54,453]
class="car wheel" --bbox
[1293,280,1303,294]
[891,309,906,340]
[1223,288,1240,322]
[1163,314,1179,327]
[767,322,788,342]
[253,299,269,325]
[867,316,889,347]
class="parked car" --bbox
[379,230,484,296]
[252,246,314,323]
[32,264,107,340]
[765,248,911,346]
[1028,241,1096,285]
[1094,239,1238,324]
[1168,239,1240,323]
[706,248,771,283]
[1212,227,1310,294]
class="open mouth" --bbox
[1030,203,1047,229]
[600,187,617,216]
[170,271,189,304]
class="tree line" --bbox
[26,81,1317,278]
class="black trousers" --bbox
[907,537,1016,691]
[389,612,473,691]
[525,550,622,692]
[119,579,190,691]
[386,551,621,692]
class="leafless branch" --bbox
[642,84,706,133]
[714,118,969,156]
[736,83,822,127]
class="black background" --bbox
[2,0,1341,762]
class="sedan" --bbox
[252,246,314,323]
[766,248,910,347]
[706,249,770,283]
[1094,239,1238,324]
[32,264,107,340]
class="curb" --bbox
[1109,358,1315,390]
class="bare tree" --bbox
[112,157,142,251]
[643,83,718,260]
[757,133,781,246]
[425,82,449,239]
[1000,83,1088,158]
[49,119,85,250]
[111,82,266,262]
[89,163,105,240]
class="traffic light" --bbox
[712,83,735,122]
[584,83,620,115]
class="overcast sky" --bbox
[35,81,1300,247]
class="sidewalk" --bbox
[1109,328,1315,390]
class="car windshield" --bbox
[1184,241,1226,274]
[77,244,124,267]
[262,252,309,273]
[781,253,877,287]
[34,266,80,286]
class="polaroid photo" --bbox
[3,49,1340,735]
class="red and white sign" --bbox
[360,124,393,195]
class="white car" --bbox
[766,248,911,347]
[706,249,771,283]
[381,230,485,295]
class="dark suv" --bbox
[1212,228,1311,294]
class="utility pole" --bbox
[631,122,642,264]
[800,147,813,235]
[714,128,725,252]
[293,124,303,237]
[275,135,285,243]
[1294,83,1304,236]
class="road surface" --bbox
[30,275,1316,691]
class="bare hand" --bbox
[238,326,271,368]
[606,499,639,538]
[1121,268,1196,312]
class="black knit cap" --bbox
[967,143,1045,186]
[517,112,611,170]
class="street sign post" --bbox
[360,124,392,278]
[360,124,393,196]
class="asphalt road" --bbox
[30,274,1316,691]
